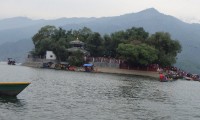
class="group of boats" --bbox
[159,71,200,82]
[42,62,95,72]
[159,73,179,82]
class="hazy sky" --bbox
[0,0,199,22]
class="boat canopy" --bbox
[83,64,93,67]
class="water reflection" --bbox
[0,96,28,120]
[0,96,18,103]
[0,96,26,107]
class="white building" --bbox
[46,51,56,60]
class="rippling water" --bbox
[1,64,200,120]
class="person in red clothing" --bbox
[159,73,164,80]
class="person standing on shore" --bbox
[159,73,164,80]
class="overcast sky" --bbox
[0,0,199,23]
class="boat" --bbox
[182,74,200,81]
[0,82,30,96]
[159,74,177,82]
[183,76,193,80]
[7,58,16,65]
[83,63,94,72]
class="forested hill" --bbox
[0,8,200,73]
[0,39,33,62]
[0,17,96,44]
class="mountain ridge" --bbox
[0,8,200,73]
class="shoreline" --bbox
[97,67,159,79]
[22,62,159,79]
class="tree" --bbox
[32,25,57,56]
[33,38,52,57]
[68,51,84,67]
[134,44,158,66]
[86,32,104,57]
[147,32,182,66]
[32,25,57,45]
[31,26,181,68]
[102,34,113,57]
[117,43,138,62]
[51,27,66,42]
[125,27,149,43]
[117,43,158,66]
[32,25,70,60]
[107,27,149,57]
[50,28,70,61]
[50,38,69,61]
[77,27,93,42]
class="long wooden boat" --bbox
[0,82,30,96]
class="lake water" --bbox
[1,64,200,120]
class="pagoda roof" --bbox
[67,47,89,55]
[70,38,84,45]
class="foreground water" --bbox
[0,64,200,120]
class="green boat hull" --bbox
[0,82,30,96]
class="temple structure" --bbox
[67,38,89,55]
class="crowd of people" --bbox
[158,66,200,81]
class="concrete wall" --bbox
[46,51,56,60]
[22,58,57,68]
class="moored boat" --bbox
[7,58,16,65]
[159,73,177,82]
[83,63,94,72]
[0,82,30,96]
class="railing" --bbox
[86,57,121,68]
[87,57,121,64]
[25,58,57,63]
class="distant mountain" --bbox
[0,17,96,44]
[62,8,200,73]
[0,39,33,62]
[0,17,44,30]
[0,8,200,73]
[180,17,200,24]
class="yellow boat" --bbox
[0,82,30,96]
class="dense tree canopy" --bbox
[86,32,103,57]
[117,43,158,66]
[32,25,57,45]
[147,32,182,66]
[31,25,182,67]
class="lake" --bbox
[0,64,200,120]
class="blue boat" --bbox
[83,64,94,72]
